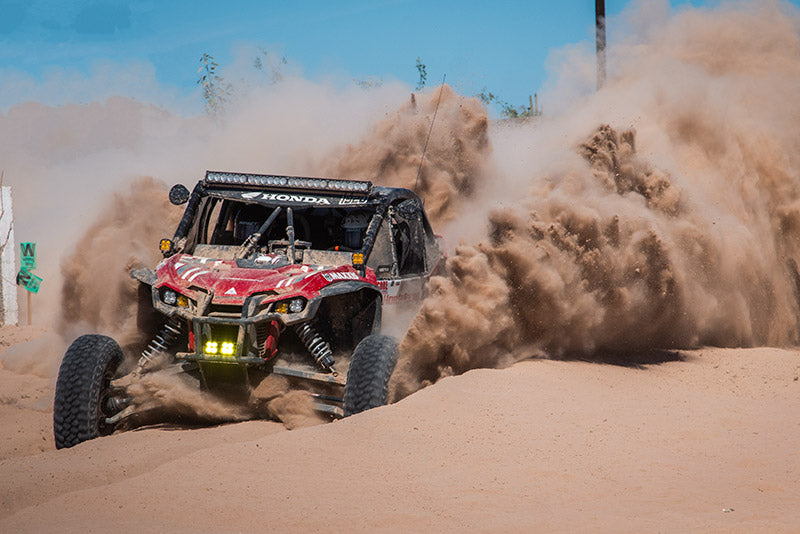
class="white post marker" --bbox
[0,186,18,325]
[17,243,41,326]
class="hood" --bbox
[155,253,376,304]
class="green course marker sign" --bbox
[16,267,42,294]
[20,242,36,270]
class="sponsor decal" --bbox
[377,278,424,304]
[224,287,237,295]
[339,197,369,205]
[239,191,368,206]
[241,192,331,205]
[322,271,360,282]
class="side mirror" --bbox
[169,184,190,205]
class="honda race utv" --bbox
[54,171,444,448]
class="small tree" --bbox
[477,88,541,119]
[253,47,288,84]
[415,57,427,90]
[197,53,232,118]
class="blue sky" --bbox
[0,0,784,114]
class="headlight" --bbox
[273,297,306,313]
[161,288,190,308]
[163,289,177,305]
[289,298,304,313]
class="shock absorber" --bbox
[295,322,336,373]
[138,316,183,372]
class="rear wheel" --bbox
[53,335,124,449]
[344,334,398,416]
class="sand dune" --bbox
[1,327,798,533]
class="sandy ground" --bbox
[0,326,798,533]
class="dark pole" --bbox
[596,0,607,90]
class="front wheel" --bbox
[344,334,398,416]
[53,335,124,449]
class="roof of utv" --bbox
[201,170,420,208]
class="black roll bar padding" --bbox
[172,182,206,241]
[236,206,283,260]
[359,202,389,262]
[286,206,296,263]
[258,206,283,237]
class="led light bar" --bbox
[204,171,372,194]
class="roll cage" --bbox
[170,172,440,279]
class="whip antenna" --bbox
[414,74,446,194]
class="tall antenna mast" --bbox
[414,74,446,194]
[596,0,607,90]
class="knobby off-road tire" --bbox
[53,334,123,449]
[344,334,398,416]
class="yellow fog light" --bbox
[159,238,173,253]
[352,253,364,265]
[220,342,235,356]
[274,302,288,313]
[177,295,189,308]
[205,341,218,354]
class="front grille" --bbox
[206,303,243,317]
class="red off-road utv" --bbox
[54,171,444,448]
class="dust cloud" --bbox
[391,1,800,399]
[47,81,491,427]
[119,369,326,429]
[59,177,182,354]
[8,1,800,421]
[328,84,491,228]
